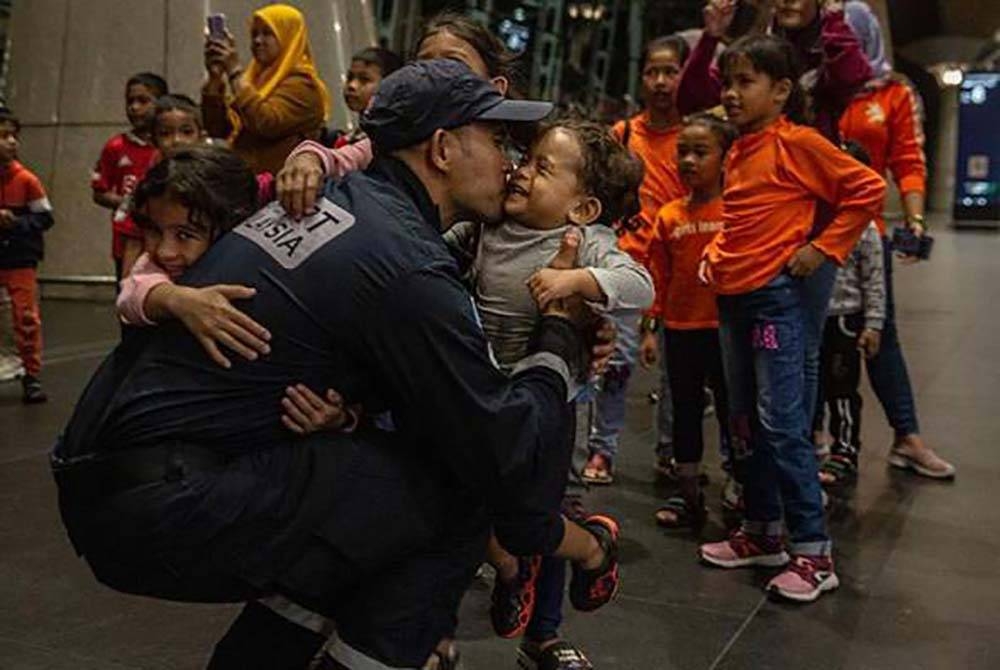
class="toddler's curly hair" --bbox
[540,117,644,227]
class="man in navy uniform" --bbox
[52,60,610,669]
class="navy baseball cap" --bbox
[360,58,553,153]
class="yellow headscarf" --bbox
[228,4,332,138]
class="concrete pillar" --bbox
[6,0,374,289]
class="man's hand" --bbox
[857,328,881,359]
[640,330,659,369]
[0,209,15,230]
[277,151,325,220]
[159,284,271,368]
[281,385,351,435]
[528,268,584,311]
[704,0,737,38]
[786,243,826,277]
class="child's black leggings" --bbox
[813,313,864,461]
[665,328,730,467]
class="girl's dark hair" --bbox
[153,94,202,131]
[133,145,258,239]
[640,34,691,72]
[416,11,520,85]
[352,46,404,78]
[718,34,808,124]
[541,117,644,227]
[683,112,739,154]
[126,72,169,98]
[0,109,21,133]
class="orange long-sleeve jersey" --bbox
[704,116,886,296]
[839,76,926,235]
[647,195,725,329]
[611,112,687,266]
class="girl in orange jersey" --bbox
[697,35,885,603]
[587,35,691,484]
[640,113,738,531]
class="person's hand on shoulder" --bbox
[155,283,271,368]
[277,152,325,220]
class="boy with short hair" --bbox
[332,47,403,148]
[91,72,168,281]
[0,109,55,403]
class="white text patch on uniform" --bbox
[233,199,355,269]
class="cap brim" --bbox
[476,99,553,123]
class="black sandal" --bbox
[819,454,858,490]
[654,493,706,530]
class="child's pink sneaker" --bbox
[699,529,789,568]
[767,555,839,603]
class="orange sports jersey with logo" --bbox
[704,117,885,296]
[839,76,926,234]
[647,195,724,329]
[611,113,687,266]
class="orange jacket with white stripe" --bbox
[839,75,926,234]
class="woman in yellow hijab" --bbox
[202,4,332,174]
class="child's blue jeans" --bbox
[801,260,838,428]
[589,312,673,462]
[718,273,831,556]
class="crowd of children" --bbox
[3,0,961,667]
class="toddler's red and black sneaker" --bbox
[569,515,620,612]
[490,555,543,638]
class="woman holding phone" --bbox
[201,3,330,174]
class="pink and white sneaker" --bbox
[699,529,789,569]
[767,555,839,603]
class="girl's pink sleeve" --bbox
[818,8,873,109]
[676,31,724,116]
[285,138,374,180]
[117,253,172,326]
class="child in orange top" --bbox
[588,34,691,483]
[640,113,737,530]
[698,35,885,604]
[611,34,690,266]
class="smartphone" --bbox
[207,13,227,39]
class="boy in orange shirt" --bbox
[697,35,884,603]
[0,110,55,403]
[640,113,737,530]
[587,34,691,484]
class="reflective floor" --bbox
[2,223,998,669]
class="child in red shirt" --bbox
[0,110,55,403]
[91,72,168,281]
[641,113,737,530]
[698,35,884,603]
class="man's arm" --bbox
[360,266,585,498]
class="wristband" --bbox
[227,68,243,84]
[640,316,659,334]
[906,213,927,229]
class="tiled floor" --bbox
[1,224,998,669]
